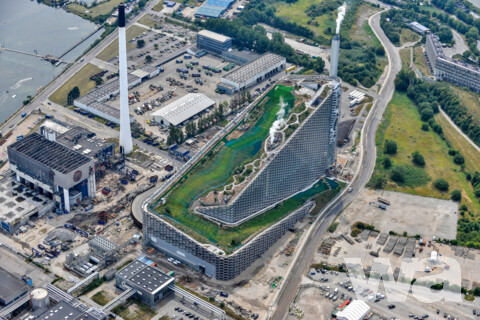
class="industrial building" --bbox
[335,300,371,320]
[0,267,29,306]
[217,53,286,94]
[8,133,96,213]
[143,79,341,279]
[195,0,235,18]
[407,21,430,34]
[221,49,259,65]
[425,33,480,92]
[196,30,232,54]
[151,93,215,127]
[116,259,174,305]
[73,65,160,124]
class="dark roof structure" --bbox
[117,260,173,294]
[8,133,91,174]
[0,267,29,305]
[37,301,82,320]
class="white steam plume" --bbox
[336,3,347,34]
[269,97,288,144]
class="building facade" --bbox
[425,33,480,92]
[196,30,232,55]
[196,82,341,225]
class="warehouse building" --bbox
[407,21,430,34]
[221,49,259,65]
[74,65,161,124]
[0,267,29,306]
[195,0,235,18]
[426,33,480,93]
[151,93,215,127]
[8,133,96,213]
[335,300,371,320]
[196,30,232,54]
[217,53,286,94]
[116,259,174,305]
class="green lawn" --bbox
[400,28,420,45]
[97,25,149,61]
[413,46,431,77]
[274,0,336,40]
[450,85,480,121]
[138,15,161,29]
[350,3,382,46]
[49,63,102,106]
[400,48,411,69]
[151,85,342,251]
[113,298,156,320]
[91,291,111,306]
[152,1,164,11]
[66,0,125,20]
[371,92,475,206]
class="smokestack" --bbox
[329,34,340,77]
[118,4,133,155]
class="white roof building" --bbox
[197,29,232,43]
[151,93,215,126]
[336,300,371,320]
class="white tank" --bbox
[30,288,50,310]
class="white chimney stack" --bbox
[118,4,133,155]
[330,34,340,77]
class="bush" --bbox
[384,139,397,155]
[451,190,462,201]
[420,108,434,121]
[376,46,385,56]
[421,123,429,131]
[453,153,465,165]
[382,157,392,169]
[328,222,339,233]
[448,149,457,156]
[434,178,449,191]
[390,166,405,183]
[412,151,425,166]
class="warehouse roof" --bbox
[117,260,174,294]
[151,93,215,126]
[223,53,286,84]
[197,30,231,43]
[8,133,91,174]
[336,300,371,320]
[195,6,225,18]
[0,267,28,305]
[204,0,234,8]
[37,301,82,320]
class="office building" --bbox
[196,30,232,54]
[426,33,480,92]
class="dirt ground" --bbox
[337,189,458,240]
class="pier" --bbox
[0,46,71,64]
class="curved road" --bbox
[269,10,402,320]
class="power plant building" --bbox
[217,53,287,94]
[143,79,341,279]
[426,33,480,92]
[196,30,232,54]
[151,93,215,127]
[7,133,96,213]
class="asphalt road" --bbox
[269,10,402,320]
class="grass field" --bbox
[372,92,476,206]
[400,28,420,45]
[450,85,480,121]
[97,25,149,61]
[138,15,161,29]
[274,0,336,40]
[400,48,411,69]
[152,2,164,11]
[413,46,431,77]
[113,298,156,320]
[350,4,381,46]
[91,291,111,306]
[66,0,124,20]
[49,63,101,106]
[151,85,342,251]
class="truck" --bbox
[16,135,24,141]
[22,275,33,287]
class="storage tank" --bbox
[30,288,50,310]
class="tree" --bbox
[384,139,397,155]
[382,157,392,169]
[390,166,405,184]
[451,189,462,201]
[375,46,385,56]
[395,69,415,92]
[95,77,103,86]
[421,123,429,131]
[154,43,159,50]
[137,39,145,48]
[67,86,80,105]
[434,178,449,191]
[412,151,425,166]
[145,55,153,63]
[453,153,465,165]
[185,122,197,138]
[420,107,434,121]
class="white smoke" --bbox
[269,97,288,144]
[335,3,347,34]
